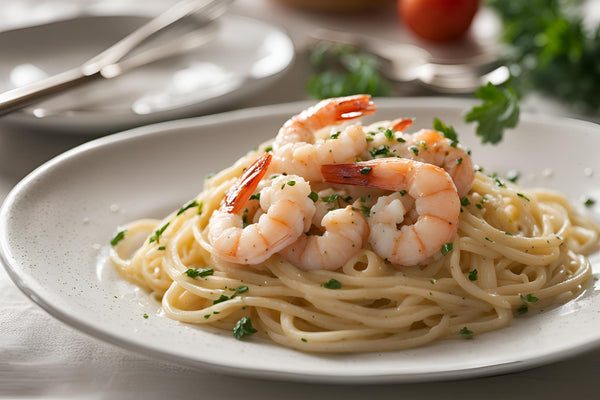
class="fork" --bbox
[0,0,232,117]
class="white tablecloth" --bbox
[1,1,599,398]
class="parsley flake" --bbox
[459,326,474,338]
[308,191,319,202]
[110,229,127,246]
[433,118,459,144]
[584,197,596,207]
[149,222,170,244]
[468,269,478,281]
[177,200,199,216]
[249,193,261,201]
[517,193,530,201]
[330,131,341,139]
[359,167,372,175]
[321,278,342,289]
[233,316,258,340]
[384,128,395,141]
[213,295,230,305]
[184,267,214,279]
[441,242,453,256]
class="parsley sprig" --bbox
[464,82,520,144]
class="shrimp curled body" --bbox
[271,95,377,181]
[208,153,316,265]
[280,205,369,271]
[321,158,461,266]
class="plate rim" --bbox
[1,97,599,384]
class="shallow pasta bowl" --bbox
[1,98,599,383]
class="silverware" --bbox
[0,0,232,117]
[309,28,509,93]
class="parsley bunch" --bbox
[487,0,600,113]
[306,42,391,99]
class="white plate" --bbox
[1,98,600,383]
[0,13,293,134]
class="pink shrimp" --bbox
[321,158,461,266]
[395,129,474,197]
[208,153,316,265]
[271,95,377,181]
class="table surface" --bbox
[1,1,599,399]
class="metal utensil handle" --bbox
[0,68,101,117]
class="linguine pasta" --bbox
[111,138,599,353]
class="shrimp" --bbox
[321,158,461,266]
[274,94,377,148]
[208,153,316,265]
[395,129,474,197]
[279,206,369,271]
[271,95,377,182]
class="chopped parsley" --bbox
[308,191,319,202]
[459,326,474,338]
[249,193,261,201]
[264,145,273,153]
[433,118,459,146]
[183,267,214,279]
[408,146,419,155]
[517,293,539,315]
[457,157,463,166]
[584,197,596,207]
[517,193,530,201]
[110,229,127,246]
[212,295,230,305]
[468,269,478,281]
[330,131,341,139]
[321,278,342,289]
[359,167,372,175]
[157,246,165,251]
[360,205,371,217]
[494,178,506,188]
[177,200,199,216]
[383,128,395,141]
[233,317,258,340]
[461,197,471,207]
[149,222,170,244]
[301,338,308,343]
[369,145,392,158]
[520,293,539,303]
[321,193,352,204]
[143,313,149,319]
[441,242,453,256]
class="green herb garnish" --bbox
[149,222,170,244]
[441,242,453,256]
[468,269,478,281]
[110,229,127,246]
[321,278,342,289]
[184,267,214,279]
[233,316,258,340]
[177,200,199,216]
[464,82,520,144]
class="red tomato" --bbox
[399,0,479,42]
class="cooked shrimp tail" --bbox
[222,153,272,214]
[389,117,414,132]
[275,94,377,146]
[208,153,317,265]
